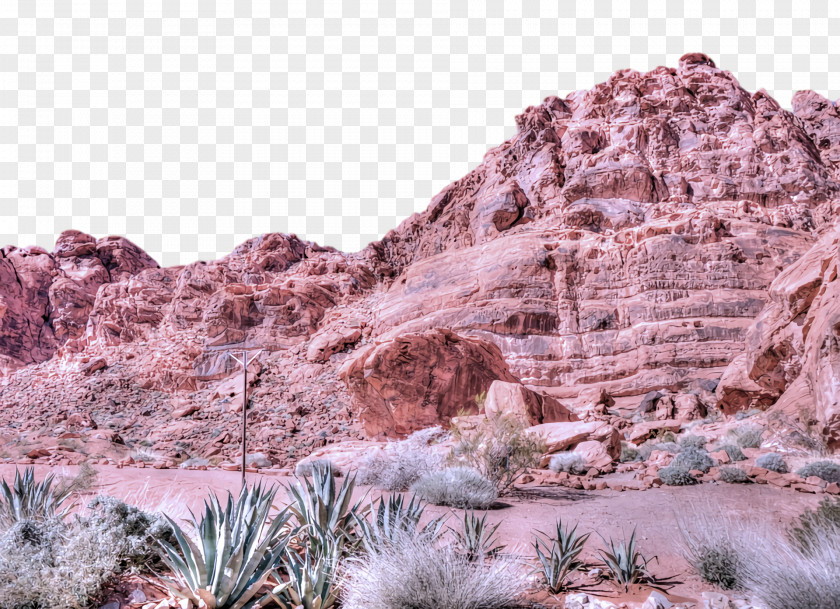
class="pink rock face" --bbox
[718,227,840,447]
[339,329,519,436]
[3,54,840,460]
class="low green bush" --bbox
[671,447,714,473]
[789,496,840,555]
[797,461,840,484]
[719,444,746,462]
[678,435,708,450]
[730,425,763,449]
[755,453,788,473]
[658,466,698,486]
[718,467,750,484]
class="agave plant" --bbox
[533,519,589,593]
[597,528,657,591]
[452,510,504,562]
[354,493,444,553]
[269,539,340,609]
[285,462,367,558]
[0,467,73,526]
[158,482,292,609]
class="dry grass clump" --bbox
[341,532,529,609]
[729,425,763,449]
[658,466,698,486]
[796,460,840,484]
[0,468,174,609]
[678,501,840,607]
[0,517,120,609]
[411,467,498,509]
[718,467,750,484]
[788,496,840,555]
[356,427,446,491]
[678,435,709,450]
[740,528,840,609]
[677,507,755,590]
[549,452,587,475]
[755,452,788,473]
[670,447,714,473]
[718,444,746,462]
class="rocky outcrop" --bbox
[483,380,576,426]
[339,329,519,436]
[3,54,840,462]
[718,226,840,447]
[0,231,158,374]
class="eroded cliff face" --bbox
[2,53,840,464]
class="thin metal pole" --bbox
[241,349,247,489]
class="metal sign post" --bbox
[228,349,261,489]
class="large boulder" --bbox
[483,380,576,425]
[339,329,519,436]
[528,420,621,467]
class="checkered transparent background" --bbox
[1,0,839,266]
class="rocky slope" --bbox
[2,53,840,468]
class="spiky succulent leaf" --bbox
[157,482,293,609]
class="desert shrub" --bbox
[719,444,747,462]
[0,517,121,609]
[718,467,750,484]
[679,435,708,450]
[755,453,788,473]
[797,460,840,484]
[449,413,545,493]
[636,441,681,461]
[789,496,840,554]
[740,529,840,609]
[677,511,745,590]
[356,427,445,491]
[548,452,587,475]
[687,544,740,589]
[533,519,589,593]
[658,466,698,486]
[341,533,529,609]
[619,442,638,463]
[85,496,175,572]
[411,467,498,510]
[56,462,99,495]
[730,425,763,449]
[671,447,714,473]
[0,467,73,526]
[295,459,337,478]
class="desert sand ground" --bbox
[0,464,822,607]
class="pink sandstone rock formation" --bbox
[2,53,840,467]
